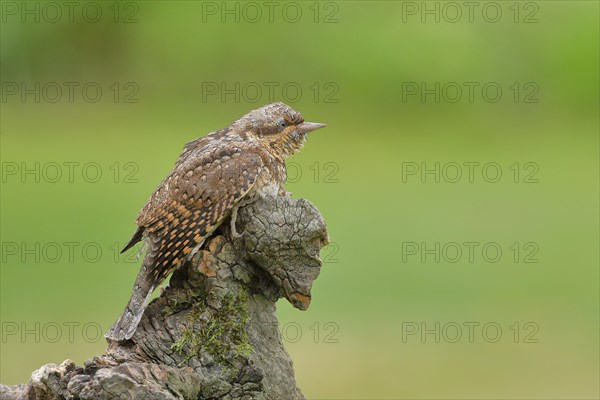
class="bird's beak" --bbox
[298,122,327,133]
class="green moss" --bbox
[171,289,253,365]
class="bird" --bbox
[106,102,326,341]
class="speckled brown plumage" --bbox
[106,102,326,341]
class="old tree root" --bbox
[1,195,329,400]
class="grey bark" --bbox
[0,195,329,400]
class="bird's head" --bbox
[232,102,326,159]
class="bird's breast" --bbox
[251,159,286,197]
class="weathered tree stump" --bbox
[0,194,329,400]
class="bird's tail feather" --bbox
[105,262,156,341]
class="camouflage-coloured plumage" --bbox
[106,103,326,341]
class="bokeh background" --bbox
[1,1,598,398]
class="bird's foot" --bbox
[230,205,243,239]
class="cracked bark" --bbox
[0,195,329,400]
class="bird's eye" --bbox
[278,120,287,129]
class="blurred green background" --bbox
[1,1,598,398]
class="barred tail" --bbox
[106,261,156,341]
[107,226,181,341]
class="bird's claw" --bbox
[230,206,243,239]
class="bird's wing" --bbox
[135,145,264,284]
[119,136,210,254]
